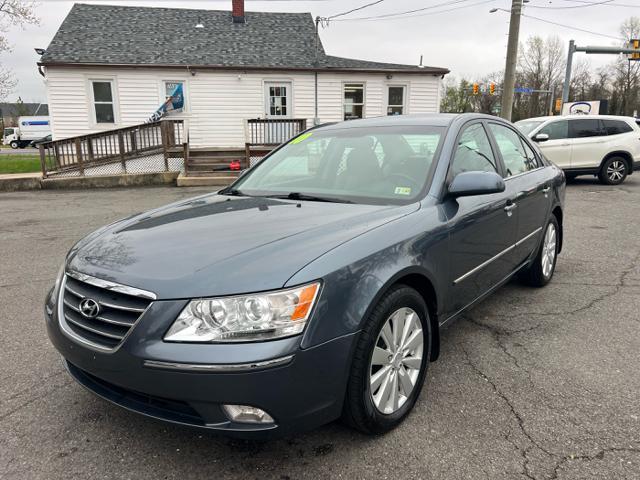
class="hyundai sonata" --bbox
[45,113,565,438]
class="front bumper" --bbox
[46,295,357,439]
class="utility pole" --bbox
[500,0,523,121]
[561,40,575,106]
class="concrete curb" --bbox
[41,172,180,190]
[0,173,42,192]
[0,171,181,192]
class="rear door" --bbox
[568,118,608,168]
[487,122,553,265]
[536,120,571,168]
[444,121,518,314]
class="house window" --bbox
[91,80,115,124]
[265,82,291,117]
[387,86,406,116]
[344,83,364,120]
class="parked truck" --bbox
[3,116,51,149]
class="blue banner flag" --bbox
[148,83,184,123]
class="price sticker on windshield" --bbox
[290,132,313,144]
[394,187,412,195]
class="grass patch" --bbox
[0,154,41,174]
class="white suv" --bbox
[515,115,640,185]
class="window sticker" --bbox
[290,132,313,144]
[394,187,412,195]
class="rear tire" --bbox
[342,285,431,435]
[599,157,628,185]
[520,215,559,287]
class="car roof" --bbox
[519,114,638,123]
[318,113,502,131]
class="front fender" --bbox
[285,205,448,349]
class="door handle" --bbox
[504,202,517,216]
[542,186,551,193]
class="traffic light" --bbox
[489,83,496,95]
[472,83,479,95]
[632,39,640,60]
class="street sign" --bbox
[514,87,534,94]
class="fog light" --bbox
[222,404,274,424]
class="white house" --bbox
[39,1,449,149]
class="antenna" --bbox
[419,55,424,68]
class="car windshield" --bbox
[229,125,445,205]
[515,120,544,135]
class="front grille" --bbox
[60,273,153,351]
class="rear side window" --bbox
[569,119,604,138]
[488,123,538,177]
[602,120,633,135]
[539,120,568,140]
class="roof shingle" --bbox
[40,4,448,74]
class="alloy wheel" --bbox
[541,223,557,278]
[369,307,424,414]
[607,160,625,183]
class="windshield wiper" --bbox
[266,192,353,204]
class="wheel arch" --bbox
[551,205,563,254]
[362,267,441,362]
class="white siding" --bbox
[45,66,442,148]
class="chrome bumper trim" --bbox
[143,355,295,373]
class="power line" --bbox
[554,0,638,6]
[329,0,495,22]
[329,0,478,21]
[526,0,617,9]
[326,0,386,20]
[521,13,626,40]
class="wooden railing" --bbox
[245,118,307,146]
[39,119,184,177]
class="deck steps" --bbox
[177,172,239,187]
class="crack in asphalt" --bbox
[0,379,72,423]
[549,446,640,479]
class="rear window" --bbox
[602,120,633,135]
[569,119,605,138]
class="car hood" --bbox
[68,193,416,299]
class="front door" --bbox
[444,122,518,314]
[264,82,292,144]
[536,119,571,168]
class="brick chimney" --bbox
[232,0,245,23]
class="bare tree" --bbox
[608,17,640,115]
[0,1,39,100]
[513,35,565,120]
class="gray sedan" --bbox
[45,113,566,438]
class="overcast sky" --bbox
[1,0,636,103]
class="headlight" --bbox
[165,282,320,343]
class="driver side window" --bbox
[450,123,498,178]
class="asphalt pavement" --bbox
[0,147,39,155]
[1,177,639,480]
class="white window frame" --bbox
[87,78,119,126]
[342,82,366,120]
[386,84,408,116]
[263,80,293,118]
[160,79,189,114]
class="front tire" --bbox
[520,216,559,287]
[599,157,628,185]
[9,141,18,149]
[342,285,431,435]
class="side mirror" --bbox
[448,171,505,198]
[533,133,549,143]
